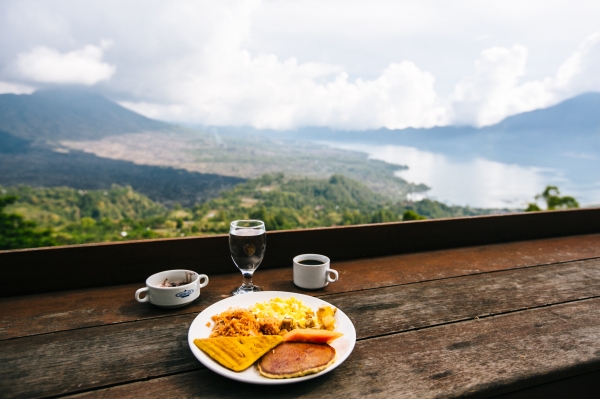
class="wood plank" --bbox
[2,234,600,340]
[0,314,201,399]
[67,298,600,399]
[327,259,600,339]
[493,370,600,399]
[2,259,600,398]
[1,208,600,297]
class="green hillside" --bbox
[2,185,169,246]
[4,185,166,225]
[1,174,494,249]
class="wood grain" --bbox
[68,298,600,399]
[1,259,600,398]
[0,314,201,399]
[493,370,600,399]
[326,259,600,339]
[2,234,599,340]
[1,208,600,297]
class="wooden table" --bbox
[1,212,600,398]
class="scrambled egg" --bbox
[250,297,316,329]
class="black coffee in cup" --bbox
[298,260,325,265]
[293,254,338,289]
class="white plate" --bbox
[188,291,356,384]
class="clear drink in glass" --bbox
[229,220,266,295]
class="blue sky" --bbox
[1,0,599,129]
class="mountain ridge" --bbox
[487,92,600,133]
[0,89,174,141]
[0,135,244,207]
[213,91,600,141]
[2,89,598,144]
[2,88,598,206]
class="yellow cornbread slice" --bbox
[194,335,284,372]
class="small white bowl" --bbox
[135,269,209,308]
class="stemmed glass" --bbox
[229,220,266,295]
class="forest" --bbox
[1,173,493,250]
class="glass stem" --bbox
[242,272,253,287]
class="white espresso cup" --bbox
[293,254,338,289]
[135,269,209,308]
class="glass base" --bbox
[231,284,263,295]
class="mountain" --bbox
[0,90,244,206]
[2,88,598,208]
[0,132,245,206]
[0,89,173,141]
[0,133,244,207]
[0,130,30,154]
[0,89,422,205]
[209,93,600,206]
[488,92,600,134]
[268,91,600,140]
[241,92,599,164]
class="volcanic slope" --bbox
[0,131,244,207]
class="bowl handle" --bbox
[198,274,209,288]
[135,287,149,302]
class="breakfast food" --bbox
[196,297,344,379]
[209,308,261,337]
[258,342,336,378]
[317,305,337,330]
[209,298,337,339]
[283,328,343,344]
[194,335,284,371]
[251,297,317,330]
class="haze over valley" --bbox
[2,89,599,210]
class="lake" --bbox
[324,142,599,209]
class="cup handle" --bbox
[198,274,209,288]
[135,287,149,302]
[327,269,339,283]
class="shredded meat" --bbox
[210,308,261,337]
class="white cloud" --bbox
[0,80,36,95]
[1,2,600,129]
[8,40,115,85]
[451,45,530,126]
[116,3,449,130]
[124,28,600,130]
[124,56,448,130]
[100,2,600,129]
[552,31,600,94]
[450,31,600,126]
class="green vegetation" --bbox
[1,185,166,247]
[1,174,493,249]
[525,186,579,212]
[190,173,488,233]
[0,195,57,250]
[402,210,427,221]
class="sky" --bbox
[1,0,599,130]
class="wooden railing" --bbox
[1,207,599,297]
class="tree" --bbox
[402,210,426,221]
[525,186,579,212]
[524,203,541,212]
[371,209,398,223]
[0,195,58,250]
